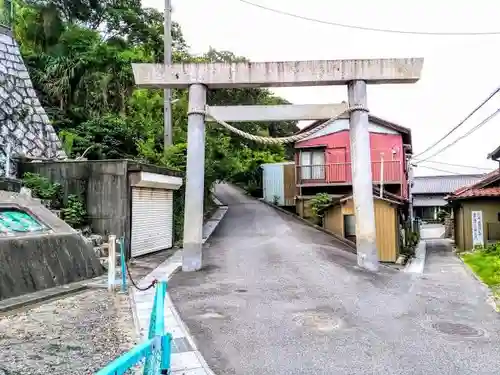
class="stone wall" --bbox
[445,216,454,239]
[0,27,65,178]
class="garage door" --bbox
[131,187,173,257]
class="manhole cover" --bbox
[292,311,341,332]
[197,312,225,320]
[432,322,484,337]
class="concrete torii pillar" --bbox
[132,58,423,272]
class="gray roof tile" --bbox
[412,174,484,194]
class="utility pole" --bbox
[408,161,415,230]
[163,0,173,149]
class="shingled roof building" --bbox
[446,149,500,250]
[411,174,484,221]
[0,11,65,178]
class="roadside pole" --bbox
[163,0,173,148]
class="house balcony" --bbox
[296,160,403,186]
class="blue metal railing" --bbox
[95,281,172,375]
[119,237,127,293]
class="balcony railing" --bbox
[297,160,402,185]
[0,0,13,28]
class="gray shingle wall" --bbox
[0,29,65,177]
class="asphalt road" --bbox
[169,184,500,375]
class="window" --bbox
[300,150,325,180]
[343,214,356,238]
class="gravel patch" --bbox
[0,289,138,375]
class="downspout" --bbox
[379,153,384,198]
[408,159,415,231]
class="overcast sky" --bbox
[143,0,500,176]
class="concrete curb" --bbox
[403,240,426,274]
[202,205,228,245]
[257,197,357,253]
[0,283,89,314]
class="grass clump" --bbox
[462,243,500,310]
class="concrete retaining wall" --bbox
[0,232,103,300]
[0,191,103,300]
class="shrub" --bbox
[61,195,87,228]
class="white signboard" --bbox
[471,210,484,247]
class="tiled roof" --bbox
[447,169,500,200]
[412,174,484,194]
[453,170,500,195]
[450,187,500,199]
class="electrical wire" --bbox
[412,87,500,160]
[415,109,500,163]
[237,0,500,36]
[417,160,495,171]
[414,165,488,176]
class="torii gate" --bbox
[132,58,423,273]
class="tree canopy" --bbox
[12,0,298,237]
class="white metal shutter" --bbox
[131,188,173,257]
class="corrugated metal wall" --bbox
[262,162,295,206]
[262,163,284,205]
[374,199,398,262]
[283,163,295,206]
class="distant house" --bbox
[412,174,483,221]
[447,148,500,250]
[294,114,412,219]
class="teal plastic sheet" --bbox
[0,210,47,234]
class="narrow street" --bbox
[169,184,500,375]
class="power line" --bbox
[414,164,487,176]
[417,160,495,171]
[237,0,500,36]
[415,108,500,163]
[412,87,500,159]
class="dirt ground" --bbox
[0,289,137,375]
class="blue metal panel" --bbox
[262,163,287,206]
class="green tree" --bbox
[12,0,298,239]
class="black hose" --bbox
[124,260,157,291]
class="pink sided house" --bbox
[294,114,412,218]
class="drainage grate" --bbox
[171,337,193,353]
[433,322,484,337]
